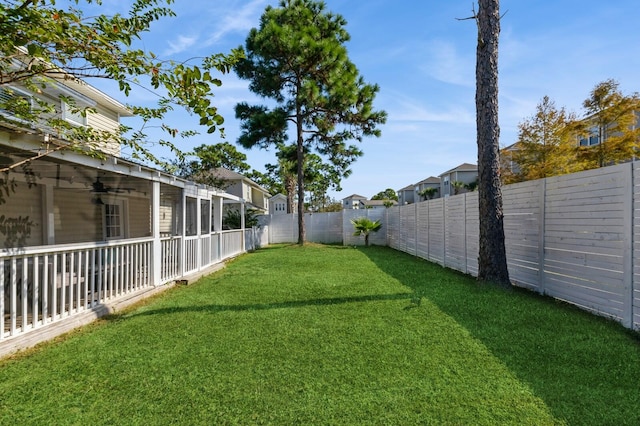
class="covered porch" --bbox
[1,145,249,349]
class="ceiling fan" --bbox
[90,176,133,194]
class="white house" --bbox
[1,68,250,356]
[269,193,288,215]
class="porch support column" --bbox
[213,196,223,262]
[196,191,202,271]
[42,184,55,245]
[151,181,161,286]
[180,188,186,278]
[240,200,246,252]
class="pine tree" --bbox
[234,0,386,244]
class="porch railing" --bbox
[1,238,152,341]
[2,229,250,344]
[221,230,243,260]
[160,237,181,283]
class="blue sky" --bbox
[93,0,640,200]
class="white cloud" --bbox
[388,93,474,125]
[421,39,474,87]
[163,35,198,56]
[205,0,269,46]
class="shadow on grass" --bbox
[123,292,412,318]
[358,245,640,425]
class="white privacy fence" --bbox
[261,209,386,246]
[262,162,640,331]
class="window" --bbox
[200,199,210,234]
[104,201,125,240]
[211,201,216,232]
[185,197,197,236]
[62,101,87,126]
[0,86,33,120]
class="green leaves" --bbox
[0,0,243,173]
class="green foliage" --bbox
[170,142,251,188]
[223,208,260,230]
[371,188,398,201]
[418,187,438,200]
[577,79,640,168]
[351,216,382,246]
[0,0,243,172]
[234,0,386,242]
[464,180,478,192]
[452,180,465,195]
[321,201,343,212]
[505,96,584,184]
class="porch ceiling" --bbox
[1,146,151,196]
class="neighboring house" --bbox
[439,163,478,197]
[269,193,288,215]
[210,168,271,214]
[415,176,441,201]
[362,199,397,209]
[397,184,415,205]
[1,69,249,355]
[500,142,522,174]
[342,194,367,209]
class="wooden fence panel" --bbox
[416,202,430,260]
[428,199,445,265]
[265,214,296,244]
[401,204,417,256]
[503,180,543,291]
[465,192,480,276]
[444,196,466,272]
[307,212,343,244]
[386,207,401,250]
[543,165,629,323]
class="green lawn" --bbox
[1,244,638,425]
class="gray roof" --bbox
[209,168,271,195]
[416,176,441,185]
[398,184,415,192]
[343,194,368,200]
[439,162,477,176]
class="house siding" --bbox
[53,188,101,244]
[0,181,43,247]
[88,105,121,156]
[128,196,151,238]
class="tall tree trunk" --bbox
[476,0,510,286]
[285,175,295,214]
[296,98,306,244]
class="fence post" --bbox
[414,202,418,256]
[443,197,447,267]
[428,201,433,261]
[622,162,634,328]
[538,179,546,295]
[463,194,468,274]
